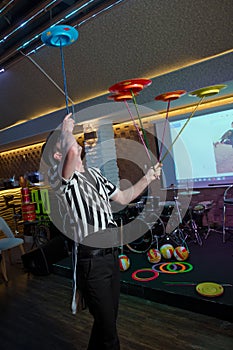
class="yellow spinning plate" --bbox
[196,282,224,297]
[189,84,227,98]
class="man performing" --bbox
[214,121,233,147]
[42,113,161,350]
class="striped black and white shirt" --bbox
[48,165,118,243]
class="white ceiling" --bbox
[0,0,233,151]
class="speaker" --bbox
[21,235,70,275]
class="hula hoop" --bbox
[159,262,186,274]
[152,262,193,274]
[131,268,159,282]
[164,263,178,270]
[152,262,171,274]
[166,262,193,273]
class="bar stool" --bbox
[222,185,233,243]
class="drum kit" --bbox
[114,188,214,254]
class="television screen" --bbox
[156,107,233,188]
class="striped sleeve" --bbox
[88,167,118,198]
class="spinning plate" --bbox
[108,93,136,101]
[109,78,152,94]
[189,84,227,98]
[41,25,79,47]
[196,282,224,297]
[155,90,186,102]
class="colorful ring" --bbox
[41,25,79,47]
[159,262,186,274]
[131,268,159,282]
[152,262,171,273]
[166,263,178,270]
[167,262,193,273]
[152,262,193,274]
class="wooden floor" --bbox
[0,251,233,350]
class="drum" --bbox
[192,203,206,227]
[21,187,31,203]
[127,200,144,219]
[159,201,179,217]
[193,204,205,216]
[126,213,165,253]
[113,207,130,226]
[22,203,36,222]
[142,196,160,212]
[198,201,213,211]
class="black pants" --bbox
[77,246,120,350]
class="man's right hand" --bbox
[62,113,74,134]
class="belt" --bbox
[78,245,119,258]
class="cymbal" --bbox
[128,201,143,208]
[127,203,137,208]
[159,201,181,206]
[179,191,200,196]
[161,187,179,190]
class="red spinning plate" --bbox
[108,93,137,101]
[109,78,152,94]
[155,90,186,102]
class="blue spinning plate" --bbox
[41,25,79,47]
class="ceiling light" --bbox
[84,125,98,147]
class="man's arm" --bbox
[59,114,79,179]
[220,129,231,141]
[112,163,162,205]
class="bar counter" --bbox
[0,185,49,237]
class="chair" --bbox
[3,195,22,235]
[0,217,25,282]
[223,185,233,243]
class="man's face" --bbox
[54,141,83,162]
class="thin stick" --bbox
[161,97,205,162]
[59,40,70,114]
[131,90,151,154]
[158,99,171,162]
[120,218,124,255]
[20,51,75,106]
[124,100,151,161]
[163,282,232,287]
